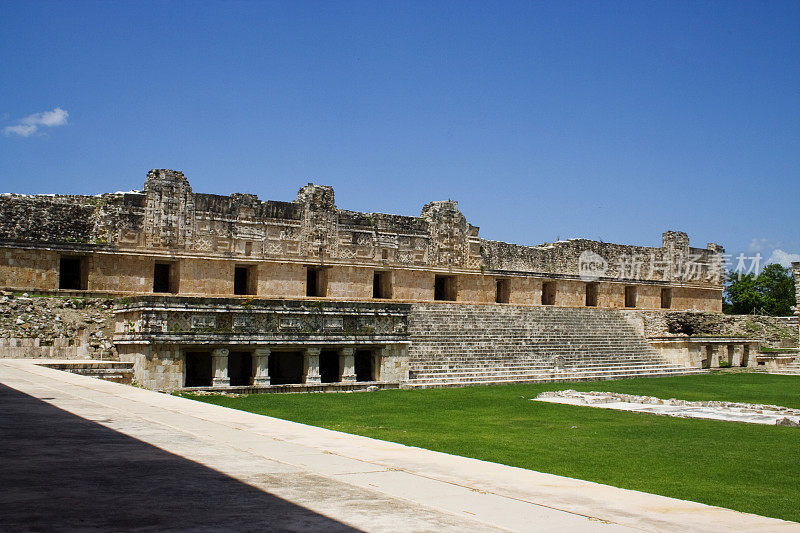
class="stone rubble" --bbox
[0,292,116,358]
[534,389,800,426]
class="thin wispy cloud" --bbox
[766,249,800,269]
[3,107,69,137]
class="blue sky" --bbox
[1,1,798,270]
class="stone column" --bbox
[339,346,356,382]
[709,345,721,368]
[731,344,744,366]
[252,348,270,386]
[211,348,230,387]
[303,347,321,384]
[372,347,383,381]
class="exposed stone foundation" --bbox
[0,293,115,358]
[627,310,797,348]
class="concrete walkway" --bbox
[0,359,797,532]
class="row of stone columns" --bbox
[210,346,359,387]
[699,344,751,369]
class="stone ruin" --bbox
[0,168,776,390]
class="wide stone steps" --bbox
[771,361,800,375]
[406,303,697,388]
[412,358,669,369]
[409,366,686,381]
[406,369,703,388]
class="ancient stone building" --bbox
[0,169,733,390]
[0,169,724,308]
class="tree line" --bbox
[724,264,797,316]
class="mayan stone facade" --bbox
[0,169,724,311]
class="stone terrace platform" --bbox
[1,359,797,532]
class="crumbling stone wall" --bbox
[481,233,722,286]
[0,194,96,244]
[631,310,797,347]
[0,169,722,286]
[0,292,116,358]
[0,169,724,311]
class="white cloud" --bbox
[765,249,800,269]
[3,107,69,137]
[3,124,38,137]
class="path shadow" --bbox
[0,383,360,532]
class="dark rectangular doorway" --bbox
[495,279,510,303]
[154,263,178,294]
[234,266,255,295]
[268,351,304,385]
[661,288,672,309]
[434,275,456,301]
[319,350,340,383]
[184,352,212,387]
[541,282,556,305]
[355,350,374,382]
[306,268,326,297]
[59,256,87,290]
[625,286,637,308]
[228,351,253,386]
[585,283,598,307]
[373,271,391,299]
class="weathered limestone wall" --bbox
[326,266,372,299]
[179,258,234,295]
[0,194,96,243]
[481,232,723,286]
[375,344,410,382]
[0,169,725,312]
[507,277,537,305]
[258,263,305,297]
[117,344,182,390]
[113,297,413,390]
[648,338,759,369]
[672,287,722,313]
[0,293,115,358]
[627,310,797,348]
[392,270,435,301]
[0,248,59,291]
[89,254,152,293]
[456,275,496,304]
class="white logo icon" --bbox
[578,250,607,282]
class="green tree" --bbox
[724,264,797,316]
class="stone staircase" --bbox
[406,304,703,388]
[37,361,134,384]
[770,358,800,375]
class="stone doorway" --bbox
[585,282,599,307]
[228,351,253,386]
[233,266,256,296]
[268,351,304,385]
[154,262,179,294]
[541,282,556,306]
[319,350,340,383]
[59,256,87,290]
[184,352,212,387]
[495,279,510,303]
[306,267,327,297]
[434,275,456,301]
[625,286,637,308]
[355,350,374,382]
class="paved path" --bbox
[0,359,797,532]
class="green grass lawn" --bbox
[183,373,800,522]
